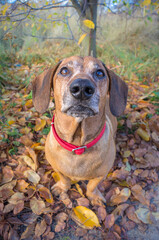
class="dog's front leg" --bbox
[86,176,106,206]
[52,172,71,196]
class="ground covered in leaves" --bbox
[0,63,159,240]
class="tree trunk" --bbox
[89,0,98,57]
[71,0,98,57]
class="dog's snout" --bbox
[70,79,95,100]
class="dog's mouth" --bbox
[65,105,95,118]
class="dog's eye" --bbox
[96,70,105,79]
[60,67,69,76]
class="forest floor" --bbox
[0,60,159,240]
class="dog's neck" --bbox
[54,110,106,146]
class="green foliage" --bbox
[42,127,50,135]
[7,128,22,139]
[8,147,18,155]
[26,91,32,100]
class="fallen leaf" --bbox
[124,220,136,231]
[109,168,129,181]
[8,228,20,240]
[52,172,60,182]
[123,150,132,158]
[25,99,33,108]
[55,221,66,232]
[35,219,47,237]
[131,184,149,206]
[0,180,17,196]
[59,192,72,208]
[126,206,141,224]
[33,145,45,151]
[8,192,24,204]
[97,206,107,222]
[0,188,14,201]
[20,127,31,135]
[73,206,100,229]
[2,166,14,184]
[110,188,131,206]
[104,214,115,229]
[112,204,129,220]
[34,118,46,131]
[75,183,85,197]
[21,212,38,224]
[13,201,24,215]
[16,179,29,192]
[38,186,54,204]
[21,155,37,171]
[30,197,45,215]
[136,128,150,141]
[24,169,40,184]
[21,223,36,239]
[20,135,33,146]
[8,119,16,125]
[77,197,89,207]
[55,212,68,232]
[135,207,151,224]
[3,203,14,213]
[25,146,39,170]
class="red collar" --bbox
[51,115,106,155]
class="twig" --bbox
[139,88,159,100]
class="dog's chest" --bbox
[45,127,116,180]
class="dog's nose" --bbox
[70,79,95,100]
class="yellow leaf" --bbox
[25,23,29,27]
[2,5,9,16]
[8,119,16,125]
[3,26,7,31]
[52,172,60,182]
[73,206,100,228]
[142,0,151,6]
[78,33,87,45]
[31,142,41,148]
[25,99,33,108]
[34,119,46,131]
[33,146,45,151]
[136,128,150,141]
[75,183,85,197]
[139,84,149,89]
[83,19,95,29]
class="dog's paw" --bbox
[51,182,67,196]
[86,188,106,206]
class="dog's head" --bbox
[32,56,128,118]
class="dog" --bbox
[32,56,128,205]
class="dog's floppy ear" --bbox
[103,64,128,117]
[32,62,61,113]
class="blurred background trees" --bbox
[0,0,158,87]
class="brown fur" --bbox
[32,56,128,205]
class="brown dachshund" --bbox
[32,56,128,205]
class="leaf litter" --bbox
[0,62,159,239]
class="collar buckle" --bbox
[72,146,87,153]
